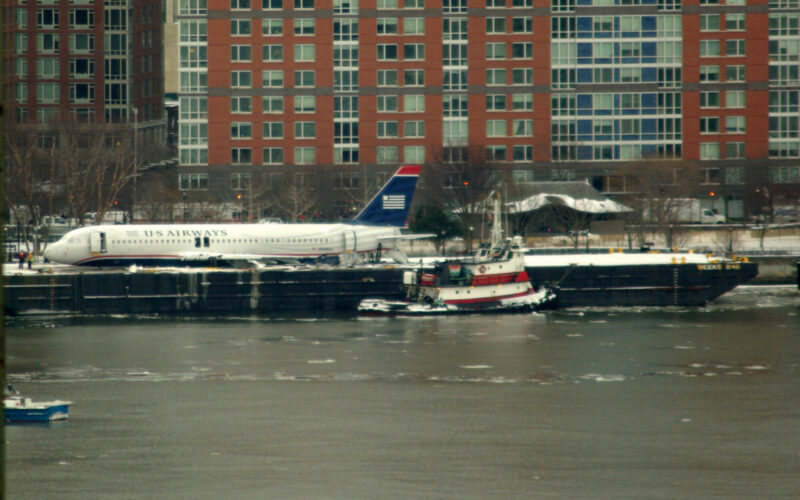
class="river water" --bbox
[5,285,800,499]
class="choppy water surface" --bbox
[6,286,800,499]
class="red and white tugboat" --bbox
[359,197,556,315]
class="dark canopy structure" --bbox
[505,181,632,236]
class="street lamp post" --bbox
[132,107,138,223]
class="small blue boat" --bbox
[4,394,72,423]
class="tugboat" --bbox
[359,196,556,316]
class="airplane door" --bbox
[89,231,107,253]
[344,230,356,253]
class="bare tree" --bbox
[3,125,53,230]
[334,166,390,220]
[617,159,702,249]
[137,169,182,222]
[272,172,319,222]
[420,145,508,244]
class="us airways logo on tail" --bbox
[353,165,421,227]
[382,195,405,210]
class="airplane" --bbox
[43,165,427,267]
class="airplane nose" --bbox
[43,241,61,263]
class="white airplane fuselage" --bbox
[43,223,402,266]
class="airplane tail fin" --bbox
[352,165,421,227]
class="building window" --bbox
[487,94,506,111]
[377,44,398,60]
[771,166,800,184]
[294,0,314,9]
[263,19,283,35]
[377,146,399,163]
[512,94,533,111]
[37,33,60,54]
[378,121,399,138]
[262,70,284,88]
[700,65,720,82]
[486,17,506,34]
[726,116,746,134]
[726,65,745,82]
[512,17,532,33]
[512,42,532,59]
[378,0,398,7]
[726,13,745,31]
[231,148,252,164]
[262,45,283,62]
[69,8,93,29]
[726,39,745,57]
[231,45,252,62]
[230,96,251,114]
[701,167,721,184]
[38,58,59,79]
[294,122,315,139]
[726,142,745,159]
[230,19,251,36]
[263,0,282,9]
[700,91,720,108]
[404,95,425,112]
[231,122,252,140]
[294,147,316,164]
[378,18,398,35]
[263,96,284,113]
[37,9,59,29]
[404,120,425,137]
[512,119,533,137]
[513,146,533,162]
[487,120,507,137]
[700,40,720,57]
[263,147,284,164]
[294,96,315,113]
[404,146,424,163]
[486,43,506,59]
[404,43,425,60]
[180,174,209,191]
[37,83,59,103]
[404,18,425,34]
[334,172,360,189]
[294,18,315,35]
[262,122,284,139]
[294,44,315,62]
[69,82,94,103]
[378,70,398,87]
[403,69,424,86]
[231,70,252,88]
[486,68,507,85]
[378,95,398,112]
[700,117,719,133]
[700,142,720,160]
[487,146,507,161]
[700,14,719,31]
[294,70,315,87]
[725,166,745,185]
[726,90,745,108]
[512,68,532,85]
[231,0,251,9]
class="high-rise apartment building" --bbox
[176,0,800,219]
[5,0,165,139]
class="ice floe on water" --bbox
[307,359,336,364]
[579,373,626,382]
[460,364,492,370]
